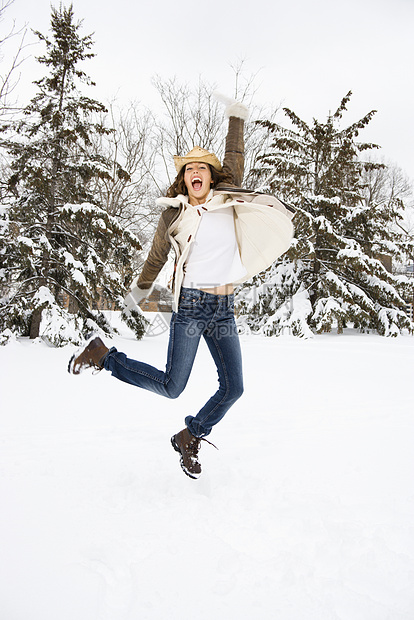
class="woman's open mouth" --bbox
[192,177,203,191]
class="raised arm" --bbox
[214,93,249,188]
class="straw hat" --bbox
[173,146,222,174]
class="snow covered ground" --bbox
[1,315,414,620]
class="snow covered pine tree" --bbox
[0,5,146,346]
[236,92,414,337]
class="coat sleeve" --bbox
[136,208,176,289]
[221,115,246,188]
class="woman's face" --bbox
[184,162,212,206]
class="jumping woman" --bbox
[68,97,294,478]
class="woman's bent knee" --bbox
[229,382,244,403]
[164,382,185,399]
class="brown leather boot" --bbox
[68,336,109,375]
[171,428,202,479]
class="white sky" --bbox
[3,0,414,178]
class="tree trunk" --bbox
[68,294,79,314]
[29,307,43,339]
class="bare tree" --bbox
[152,67,281,188]
[0,0,27,115]
[152,75,224,186]
[0,0,29,202]
[362,158,414,237]
[91,101,162,244]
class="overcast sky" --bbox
[4,0,414,178]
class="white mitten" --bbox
[123,280,154,313]
[213,91,249,120]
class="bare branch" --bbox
[0,0,29,114]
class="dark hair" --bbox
[166,163,233,198]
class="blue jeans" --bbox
[103,288,244,437]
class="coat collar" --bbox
[156,189,227,210]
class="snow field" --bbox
[1,320,414,619]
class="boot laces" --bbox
[187,436,218,459]
[79,357,102,375]
[201,437,218,450]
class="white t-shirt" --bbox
[182,205,247,289]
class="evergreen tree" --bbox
[0,4,146,345]
[237,92,414,337]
